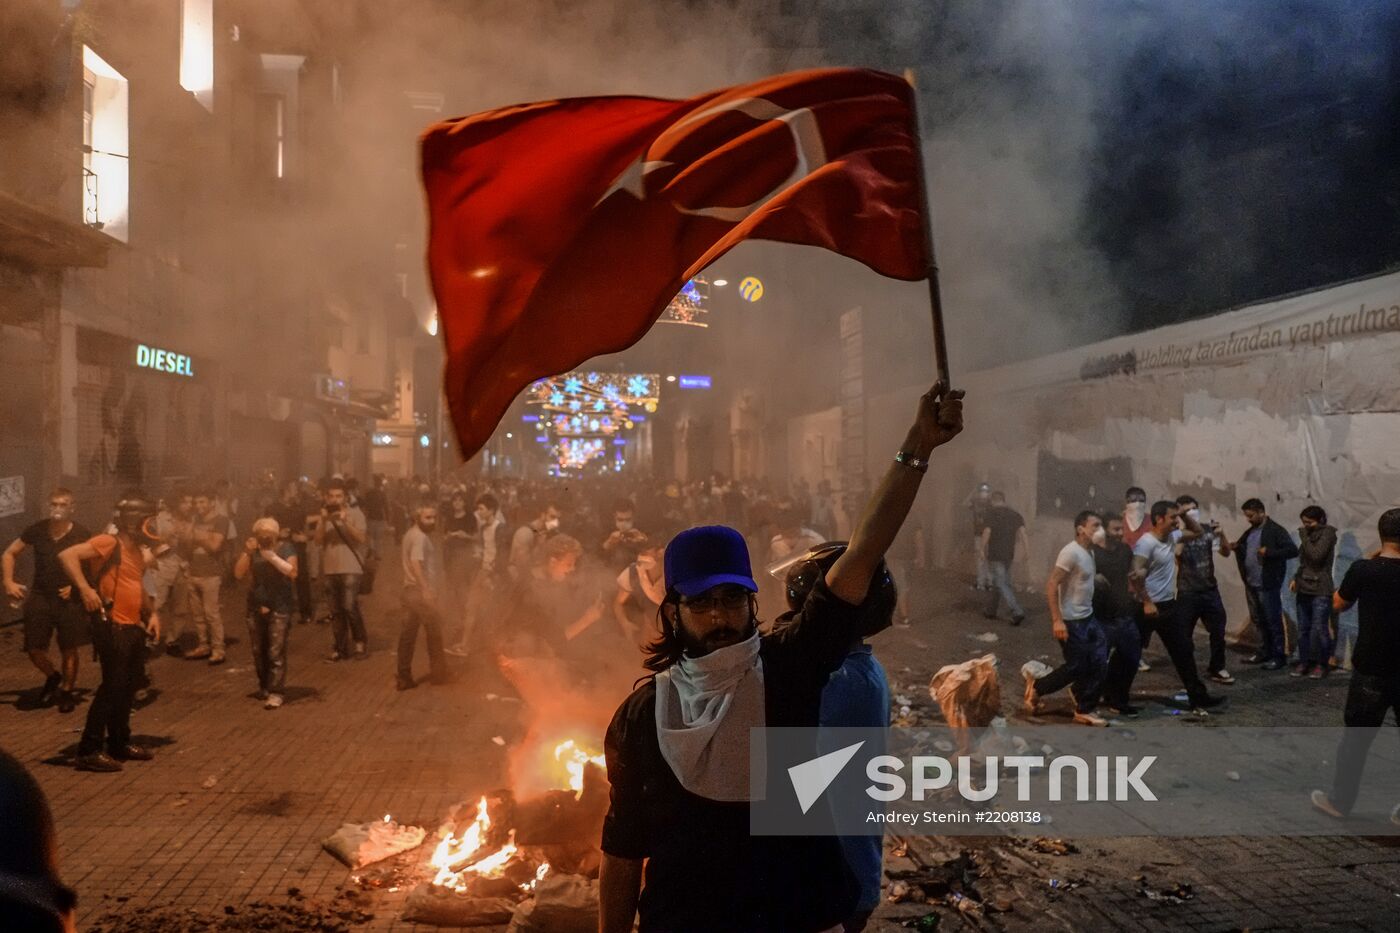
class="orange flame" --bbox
[553,740,606,797]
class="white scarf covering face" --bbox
[654,630,766,802]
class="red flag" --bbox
[421,68,926,459]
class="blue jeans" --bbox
[1099,614,1141,709]
[1295,592,1334,666]
[986,561,1024,618]
[247,609,291,695]
[1033,616,1109,713]
[1245,585,1286,663]
[326,574,366,656]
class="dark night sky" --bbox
[786,0,1400,341]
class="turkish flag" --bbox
[421,68,926,459]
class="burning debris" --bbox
[322,740,610,928]
[322,814,427,870]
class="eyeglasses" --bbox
[681,590,751,613]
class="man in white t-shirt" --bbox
[1131,500,1222,712]
[1022,510,1109,726]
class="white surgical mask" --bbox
[1186,508,1201,522]
[1125,502,1146,523]
[50,505,72,522]
[616,519,634,531]
[544,518,560,532]
[1091,527,1107,546]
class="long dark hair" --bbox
[641,589,761,674]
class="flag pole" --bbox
[904,68,951,386]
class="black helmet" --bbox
[114,492,158,540]
[780,541,897,636]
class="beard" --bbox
[680,618,757,656]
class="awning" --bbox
[0,190,112,268]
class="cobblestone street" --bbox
[3,573,1399,931]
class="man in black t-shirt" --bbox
[599,383,964,933]
[981,492,1029,624]
[2,488,91,711]
[1312,507,1400,820]
[1093,514,1142,715]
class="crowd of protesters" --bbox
[1014,484,1380,724]
[0,466,867,771]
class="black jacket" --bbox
[1233,517,1298,590]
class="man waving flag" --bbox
[421,68,927,459]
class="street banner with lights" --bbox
[421,68,927,459]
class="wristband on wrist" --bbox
[894,450,929,474]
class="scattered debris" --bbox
[971,631,1000,643]
[901,913,941,931]
[1137,876,1195,903]
[1225,770,1241,782]
[201,775,219,789]
[492,736,507,746]
[87,895,373,932]
[1028,837,1078,856]
[323,818,427,870]
[507,873,599,932]
[929,654,1001,742]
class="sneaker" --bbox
[38,672,62,706]
[1243,653,1268,665]
[1137,660,1151,673]
[396,677,417,692]
[1309,666,1327,680]
[184,646,212,661]
[444,644,471,658]
[1261,659,1285,671]
[1073,710,1109,727]
[1311,789,1345,819]
[1010,613,1026,626]
[1192,695,1225,711]
[1289,663,1309,677]
[1208,669,1235,685]
[264,694,284,710]
[208,651,226,666]
[1020,661,1048,715]
[1104,704,1141,718]
[165,642,184,657]
[75,752,123,773]
[325,651,343,662]
[254,689,268,701]
[1173,691,1190,704]
[352,643,368,661]
[57,690,76,714]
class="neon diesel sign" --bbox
[135,343,194,377]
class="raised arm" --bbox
[826,383,964,605]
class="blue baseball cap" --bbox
[664,525,757,598]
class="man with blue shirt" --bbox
[1133,501,1222,712]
